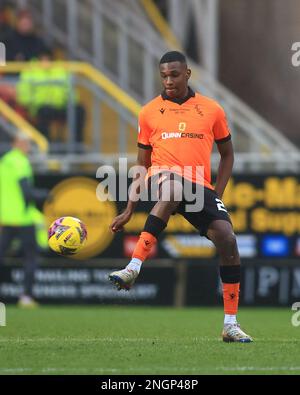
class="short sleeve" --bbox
[213,105,231,144]
[137,108,152,150]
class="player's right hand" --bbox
[109,211,132,233]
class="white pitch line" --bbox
[0,337,299,343]
[216,366,300,372]
[0,367,118,374]
[0,337,217,343]
[1,366,300,374]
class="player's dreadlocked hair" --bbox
[159,51,187,65]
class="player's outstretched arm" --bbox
[214,140,234,199]
[110,148,152,233]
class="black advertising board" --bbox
[185,261,300,307]
[0,260,299,306]
[0,264,175,305]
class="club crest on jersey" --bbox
[194,104,204,116]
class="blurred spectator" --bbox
[16,52,86,148]
[6,9,50,61]
[0,2,15,105]
[0,134,49,307]
[0,80,16,105]
[0,1,14,46]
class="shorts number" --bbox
[215,198,227,213]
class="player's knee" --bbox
[226,233,237,247]
[216,232,237,253]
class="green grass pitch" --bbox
[0,306,300,375]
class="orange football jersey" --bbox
[137,89,231,190]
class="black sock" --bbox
[143,214,167,238]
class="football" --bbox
[48,216,87,255]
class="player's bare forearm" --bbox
[125,147,152,215]
[215,156,233,198]
[215,140,234,198]
[110,148,152,233]
[124,194,139,215]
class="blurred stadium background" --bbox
[1,0,300,310]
